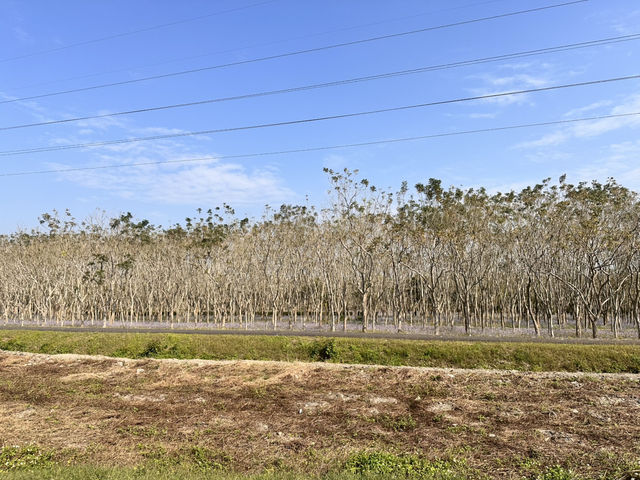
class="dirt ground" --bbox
[0,350,639,478]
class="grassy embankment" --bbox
[2,446,637,480]
[1,329,639,372]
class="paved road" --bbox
[1,325,639,345]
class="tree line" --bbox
[1,169,639,338]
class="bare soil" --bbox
[0,350,639,478]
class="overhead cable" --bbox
[0,0,587,105]
[2,111,638,177]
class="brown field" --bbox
[0,350,639,478]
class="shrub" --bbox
[309,339,339,362]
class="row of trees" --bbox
[1,169,639,338]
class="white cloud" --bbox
[466,112,497,119]
[0,85,298,211]
[522,151,573,165]
[4,93,297,207]
[516,93,640,149]
[573,143,640,190]
[563,101,613,118]
[611,9,640,35]
[467,71,553,106]
[75,114,126,131]
[485,74,549,88]
[517,131,569,149]
[47,127,295,207]
[136,126,191,135]
[58,157,294,206]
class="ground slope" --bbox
[0,350,638,478]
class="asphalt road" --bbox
[1,325,639,345]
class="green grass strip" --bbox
[0,330,639,373]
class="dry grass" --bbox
[0,350,639,478]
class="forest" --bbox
[1,168,639,339]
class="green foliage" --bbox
[133,444,231,472]
[534,465,578,480]
[309,339,339,361]
[187,446,231,471]
[138,339,181,358]
[344,452,463,479]
[0,445,55,471]
[375,414,417,432]
[1,330,639,373]
[0,465,310,479]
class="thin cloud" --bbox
[3,92,297,207]
[516,93,640,149]
[467,71,553,106]
[563,100,613,118]
[57,158,295,206]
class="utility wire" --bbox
[1,73,637,157]
[0,0,280,63]
[3,0,514,93]
[2,111,638,177]
[0,0,587,105]
[2,32,637,132]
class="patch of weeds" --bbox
[534,465,578,480]
[344,451,464,479]
[0,338,25,351]
[377,414,417,432]
[309,339,339,362]
[446,424,469,434]
[262,456,292,473]
[0,445,55,471]
[138,339,181,358]
[136,443,169,461]
[186,446,232,471]
[248,386,267,398]
[81,380,105,396]
[516,455,542,477]
[135,444,232,472]
[590,451,640,480]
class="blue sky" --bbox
[1,0,639,232]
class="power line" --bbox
[0,0,516,93]
[1,73,637,157]
[0,0,587,105]
[2,32,637,132]
[0,0,280,63]
[2,111,638,177]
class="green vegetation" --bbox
[1,330,639,372]
[2,456,637,480]
[534,466,577,480]
[344,452,464,479]
[0,447,468,479]
[0,445,55,471]
[1,445,638,479]
[0,467,461,480]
